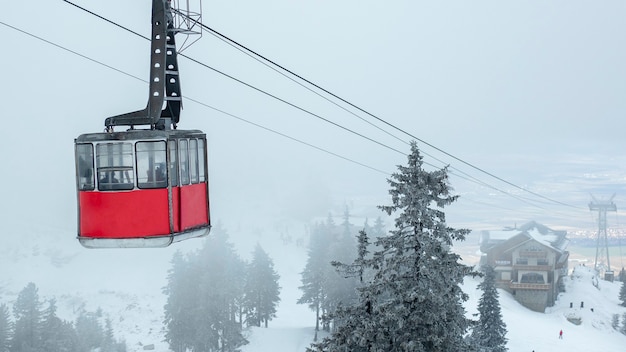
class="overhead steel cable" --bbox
[0,19,389,176]
[172,13,580,210]
[35,2,581,217]
[59,1,565,213]
[60,0,407,157]
[195,12,410,148]
[0,21,144,83]
[2,19,573,220]
[0,15,516,204]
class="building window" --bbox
[520,273,544,284]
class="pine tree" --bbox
[74,309,103,351]
[371,216,386,239]
[298,222,332,340]
[618,267,626,282]
[0,304,11,352]
[40,299,77,352]
[612,314,620,330]
[163,250,196,352]
[163,224,248,352]
[471,266,508,352]
[10,282,42,352]
[244,244,281,328]
[310,141,476,352]
[324,208,358,332]
[101,318,118,352]
[621,312,626,335]
[198,228,248,351]
[619,280,626,307]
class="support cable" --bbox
[184,13,581,210]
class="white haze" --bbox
[2,1,626,233]
[2,224,626,351]
[1,0,626,350]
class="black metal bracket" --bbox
[104,0,182,130]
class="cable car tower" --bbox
[74,0,210,248]
[589,194,617,281]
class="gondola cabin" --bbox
[75,129,211,248]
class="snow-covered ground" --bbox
[1,223,626,352]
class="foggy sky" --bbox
[2,0,626,235]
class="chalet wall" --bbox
[515,289,548,312]
[481,225,569,313]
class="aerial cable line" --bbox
[58,1,580,216]
[0,17,582,225]
[56,1,512,199]
[197,13,409,148]
[186,97,391,175]
[0,21,144,83]
[0,19,388,176]
[59,1,560,212]
[174,13,580,210]
[0,21,576,223]
[60,0,407,157]
[199,23,517,197]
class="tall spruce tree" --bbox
[310,141,476,352]
[74,310,103,351]
[11,282,42,352]
[612,314,620,330]
[619,280,626,307]
[471,266,508,352]
[244,244,281,328]
[0,304,11,352]
[163,250,195,352]
[40,299,78,352]
[163,224,248,352]
[298,222,332,340]
[324,208,358,332]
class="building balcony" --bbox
[519,250,547,258]
[513,264,553,271]
[509,282,551,290]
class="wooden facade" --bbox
[479,221,569,312]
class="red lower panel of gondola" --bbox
[78,184,210,248]
[79,189,170,239]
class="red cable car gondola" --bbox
[74,0,210,248]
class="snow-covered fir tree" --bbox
[163,250,195,352]
[163,224,249,352]
[612,314,620,330]
[470,265,508,352]
[0,304,10,352]
[40,299,77,352]
[75,309,104,351]
[619,280,626,307]
[11,282,42,352]
[309,141,476,352]
[244,244,281,328]
[1,283,123,352]
[298,222,332,340]
[324,208,359,331]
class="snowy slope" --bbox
[2,223,626,352]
